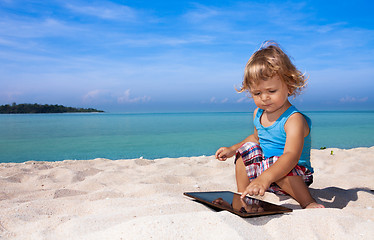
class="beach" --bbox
[0,147,373,239]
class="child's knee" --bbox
[241,142,260,149]
[235,156,245,170]
[237,142,262,158]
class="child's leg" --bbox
[235,142,263,193]
[276,176,324,209]
[235,156,250,192]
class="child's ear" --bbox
[287,88,293,96]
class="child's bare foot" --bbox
[305,202,325,209]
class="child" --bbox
[215,41,324,209]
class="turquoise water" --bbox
[0,111,373,163]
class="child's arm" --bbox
[215,109,259,161]
[215,133,258,161]
[241,112,308,197]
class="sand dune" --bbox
[1,147,373,239]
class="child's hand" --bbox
[215,147,235,161]
[240,177,270,198]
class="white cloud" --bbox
[83,89,151,104]
[0,17,80,39]
[0,37,19,47]
[339,96,368,103]
[117,89,151,103]
[116,34,214,47]
[236,97,250,103]
[0,0,14,4]
[316,22,348,34]
[183,4,221,23]
[65,2,137,21]
[83,90,111,103]
[207,97,233,104]
[0,91,22,103]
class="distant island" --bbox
[0,103,104,114]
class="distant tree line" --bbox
[0,103,104,114]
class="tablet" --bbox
[184,191,292,218]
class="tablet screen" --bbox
[184,191,292,217]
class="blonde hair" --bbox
[238,41,307,97]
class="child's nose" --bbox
[261,93,269,101]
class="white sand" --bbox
[0,147,373,239]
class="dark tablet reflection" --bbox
[212,194,264,213]
[184,191,292,217]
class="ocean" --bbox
[1,111,373,163]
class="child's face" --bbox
[249,75,290,114]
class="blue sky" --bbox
[1,0,373,112]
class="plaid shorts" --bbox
[235,142,313,195]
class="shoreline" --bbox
[2,146,374,164]
[1,147,373,239]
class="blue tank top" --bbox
[254,105,313,173]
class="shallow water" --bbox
[1,111,373,163]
